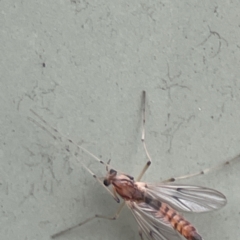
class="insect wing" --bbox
[145,183,226,213]
[126,201,184,240]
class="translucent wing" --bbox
[126,201,184,240]
[145,183,226,213]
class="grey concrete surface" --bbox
[0,1,240,240]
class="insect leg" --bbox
[138,228,144,240]
[162,153,240,183]
[51,202,125,238]
[136,91,152,181]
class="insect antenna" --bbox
[29,109,111,168]
[28,111,120,202]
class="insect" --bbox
[29,91,239,240]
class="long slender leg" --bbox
[29,113,127,238]
[162,153,240,183]
[135,92,240,183]
[137,91,152,181]
[51,202,125,238]
[52,91,151,238]
[32,92,153,239]
[138,228,144,240]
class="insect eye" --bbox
[103,179,110,186]
[109,169,117,175]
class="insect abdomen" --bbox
[160,203,202,240]
[144,195,202,240]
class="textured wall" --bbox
[0,1,240,239]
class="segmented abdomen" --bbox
[160,203,202,240]
[144,195,202,240]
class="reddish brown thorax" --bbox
[103,169,144,201]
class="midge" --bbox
[29,91,239,240]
